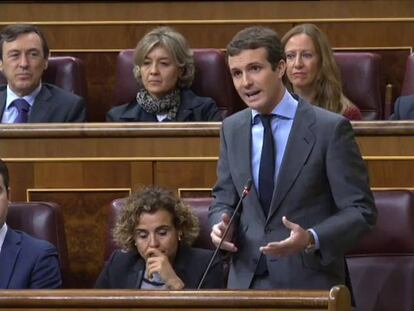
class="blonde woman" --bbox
[282,23,362,120]
[107,27,221,122]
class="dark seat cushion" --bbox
[347,190,414,311]
[334,52,384,120]
[7,201,71,288]
[401,53,414,96]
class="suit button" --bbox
[264,228,272,234]
[252,258,258,264]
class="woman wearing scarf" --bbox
[107,27,222,122]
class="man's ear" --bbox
[7,187,11,202]
[43,51,50,70]
[277,60,286,78]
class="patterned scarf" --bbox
[136,89,181,121]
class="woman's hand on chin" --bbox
[146,248,184,289]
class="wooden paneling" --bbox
[130,162,154,190]
[0,286,351,310]
[367,160,414,189]
[4,21,413,50]
[155,161,218,189]
[2,122,414,287]
[0,1,413,21]
[3,122,414,192]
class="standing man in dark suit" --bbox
[0,24,85,123]
[209,26,376,290]
[0,159,62,289]
[389,94,414,120]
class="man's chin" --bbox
[245,100,264,110]
[13,83,37,96]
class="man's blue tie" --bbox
[12,98,30,123]
[258,114,275,216]
[255,114,275,277]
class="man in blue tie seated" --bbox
[389,94,414,120]
[0,24,86,123]
[0,159,62,289]
[209,26,377,292]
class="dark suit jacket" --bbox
[95,245,225,289]
[0,83,86,122]
[0,227,62,289]
[106,88,222,122]
[209,98,377,290]
[389,94,414,120]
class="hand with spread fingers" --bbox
[260,216,312,257]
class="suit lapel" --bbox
[175,89,208,121]
[175,90,194,121]
[126,257,144,288]
[235,110,253,186]
[0,229,22,289]
[231,110,264,218]
[173,246,191,285]
[29,85,53,122]
[267,100,316,221]
[0,88,7,121]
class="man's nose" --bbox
[241,73,252,87]
[18,55,29,68]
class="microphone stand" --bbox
[197,179,252,289]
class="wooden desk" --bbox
[1,121,414,287]
[0,286,351,311]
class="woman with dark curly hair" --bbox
[95,186,224,289]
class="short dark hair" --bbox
[0,24,49,60]
[0,159,9,195]
[226,26,285,70]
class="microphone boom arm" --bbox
[197,179,252,289]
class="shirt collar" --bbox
[0,223,8,253]
[251,89,298,124]
[5,83,42,110]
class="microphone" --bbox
[197,179,252,289]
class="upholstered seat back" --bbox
[401,53,414,96]
[181,197,215,250]
[7,201,71,288]
[113,48,240,118]
[334,52,383,120]
[347,190,414,311]
[0,56,87,99]
[104,198,126,260]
